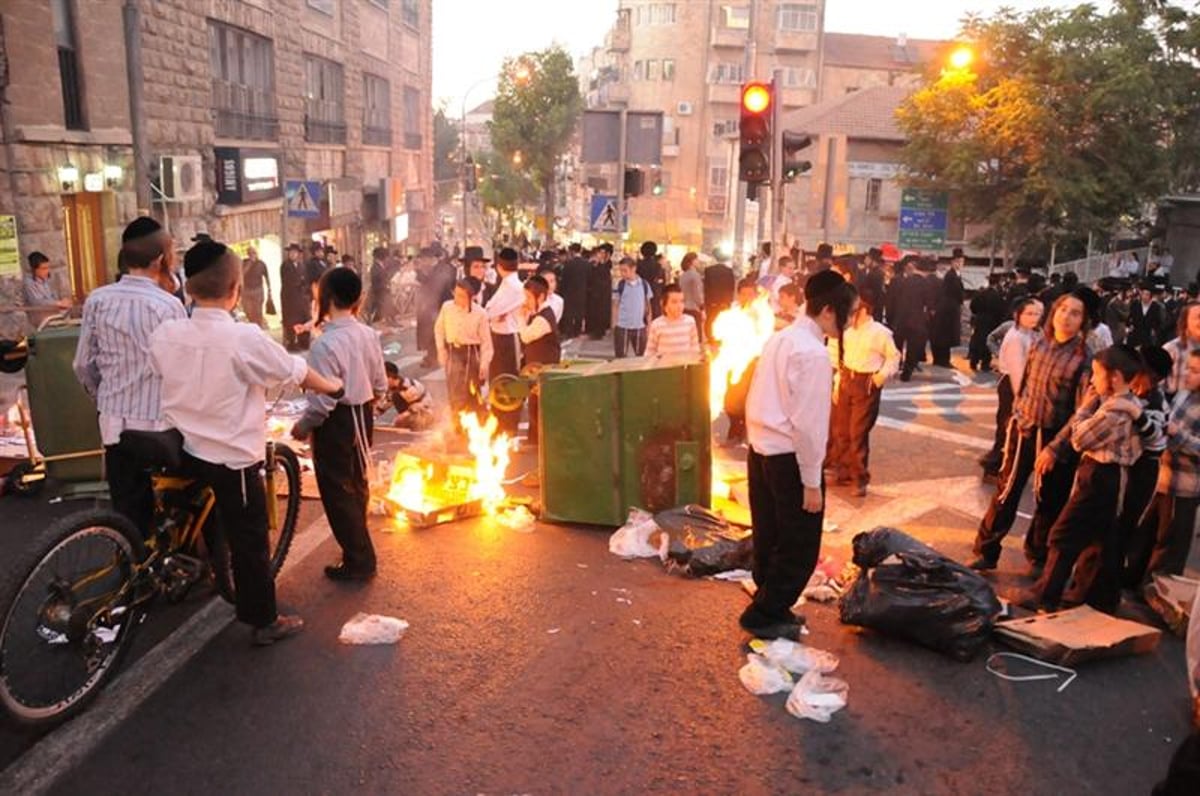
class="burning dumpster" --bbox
[537,356,710,526]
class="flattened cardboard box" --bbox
[994,605,1161,666]
[1144,574,1197,637]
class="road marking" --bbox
[881,393,996,403]
[888,405,998,416]
[0,516,333,796]
[876,415,992,450]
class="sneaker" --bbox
[967,557,997,571]
[252,614,304,646]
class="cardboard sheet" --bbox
[994,605,1161,666]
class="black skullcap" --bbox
[816,243,834,259]
[122,216,162,243]
[804,269,846,304]
[640,240,658,258]
[497,247,519,265]
[183,239,229,278]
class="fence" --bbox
[1047,247,1151,285]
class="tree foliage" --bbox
[476,150,539,235]
[897,1,1199,258]
[489,46,582,239]
[433,106,460,203]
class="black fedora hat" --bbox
[460,245,490,263]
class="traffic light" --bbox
[651,177,664,196]
[739,81,773,185]
[624,167,644,198]
[463,154,477,192]
[780,131,813,183]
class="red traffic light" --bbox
[742,82,771,115]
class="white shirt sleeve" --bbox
[235,328,308,390]
[785,347,832,486]
[877,326,901,382]
[999,329,1026,392]
[518,314,553,344]
[486,278,524,320]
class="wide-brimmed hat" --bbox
[460,245,490,263]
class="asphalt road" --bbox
[2,347,1195,794]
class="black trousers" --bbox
[897,325,927,377]
[745,449,824,624]
[931,343,953,367]
[613,326,646,358]
[828,369,882,486]
[1143,491,1200,579]
[973,424,1074,566]
[312,403,376,574]
[489,332,520,435]
[446,344,483,427]
[1033,458,1121,611]
[560,299,584,339]
[1119,452,1163,588]
[982,375,1015,471]
[104,440,156,538]
[184,453,276,628]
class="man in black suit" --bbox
[559,242,590,339]
[702,257,736,340]
[585,243,614,339]
[636,240,666,319]
[279,243,310,351]
[1127,283,1166,347]
[931,248,965,367]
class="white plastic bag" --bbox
[738,653,794,695]
[750,638,839,675]
[608,509,667,559]
[497,505,537,533]
[338,613,410,645]
[785,670,849,723]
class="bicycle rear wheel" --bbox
[0,510,145,727]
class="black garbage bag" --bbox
[839,527,1002,661]
[655,504,753,577]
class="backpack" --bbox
[617,277,652,306]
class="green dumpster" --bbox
[25,322,105,483]
[538,356,711,526]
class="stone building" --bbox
[0,0,432,334]
[819,32,942,101]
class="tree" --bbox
[488,46,582,240]
[897,3,1189,259]
[476,150,539,237]
[433,105,460,204]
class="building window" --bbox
[722,5,751,29]
[633,60,645,81]
[647,60,661,81]
[712,119,739,138]
[709,62,745,84]
[636,3,676,26]
[401,0,419,27]
[777,3,819,32]
[307,0,335,15]
[783,67,817,89]
[209,21,277,140]
[662,59,676,81]
[865,178,882,212]
[51,0,86,130]
[403,86,422,149]
[708,156,729,192]
[304,56,345,144]
[363,73,392,146]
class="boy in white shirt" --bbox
[149,240,342,646]
[537,265,565,324]
[645,285,701,358]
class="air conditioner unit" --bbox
[159,155,203,202]
[677,101,694,116]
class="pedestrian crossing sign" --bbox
[286,180,322,218]
[590,194,626,233]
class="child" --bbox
[149,239,342,645]
[381,361,434,431]
[292,268,387,582]
[774,283,801,330]
[1163,301,1200,400]
[518,275,561,446]
[613,257,652,358]
[981,297,1044,477]
[537,264,565,324]
[1141,349,1200,580]
[645,284,701,358]
[1018,345,1144,612]
[434,279,492,428]
[826,286,900,496]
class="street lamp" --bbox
[948,46,974,71]
[512,150,523,167]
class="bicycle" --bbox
[0,436,301,727]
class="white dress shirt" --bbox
[999,326,1037,395]
[149,308,307,468]
[828,318,900,382]
[547,292,564,322]
[768,273,792,311]
[746,315,832,486]
[485,272,524,334]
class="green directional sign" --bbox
[898,189,950,249]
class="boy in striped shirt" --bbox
[645,285,701,359]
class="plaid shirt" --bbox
[1158,391,1200,498]
[1064,392,1142,465]
[1013,335,1090,433]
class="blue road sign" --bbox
[286,180,322,218]
[898,189,949,249]
[590,194,627,233]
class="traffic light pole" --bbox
[616,107,627,252]
[732,0,757,272]
[770,67,784,264]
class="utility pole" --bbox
[770,68,783,261]
[616,107,627,253]
[731,0,757,268]
[123,0,150,213]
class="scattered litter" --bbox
[576,563,589,569]
[547,628,561,635]
[993,605,1161,665]
[822,521,841,533]
[785,671,849,723]
[496,504,537,533]
[610,587,631,594]
[1144,574,1198,637]
[711,569,753,582]
[749,638,839,675]
[616,597,632,605]
[658,505,752,577]
[383,342,403,356]
[591,590,597,596]
[985,652,1078,693]
[632,619,641,626]
[738,653,794,695]
[338,613,409,645]
[839,527,1002,661]
[608,509,667,559]
[800,571,841,603]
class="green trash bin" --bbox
[24,321,105,483]
[538,356,711,526]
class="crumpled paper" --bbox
[338,613,409,645]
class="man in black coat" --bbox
[1127,283,1166,348]
[636,240,666,319]
[702,258,736,340]
[968,273,1007,371]
[860,247,887,322]
[930,248,965,367]
[585,243,614,339]
[415,246,455,367]
[279,243,310,351]
[890,258,934,381]
[559,242,590,339]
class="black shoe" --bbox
[324,564,377,582]
[899,371,912,382]
[740,620,805,641]
[968,556,997,571]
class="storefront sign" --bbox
[848,162,902,180]
[214,148,282,205]
[0,215,19,277]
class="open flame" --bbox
[708,294,776,419]
[387,459,434,513]
[460,412,510,512]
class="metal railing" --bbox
[212,80,278,140]
[304,116,347,144]
[363,126,392,147]
[1047,246,1151,284]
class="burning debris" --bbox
[707,295,775,421]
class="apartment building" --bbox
[0,0,432,334]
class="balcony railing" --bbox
[213,80,278,140]
[711,26,746,49]
[363,126,392,147]
[305,116,347,144]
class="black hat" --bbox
[460,245,490,263]
[183,239,229,278]
[816,243,834,259]
[804,269,846,304]
[867,247,882,260]
[287,243,302,252]
[952,247,965,259]
[1138,344,1173,381]
[1071,286,1102,323]
[915,257,937,273]
[122,216,162,243]
[417,245,440,257]
[640,241,658,258]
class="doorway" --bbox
[61,192,107,298]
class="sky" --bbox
[431,0,1098,107]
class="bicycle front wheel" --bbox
[266,443,301,574]
[0,510,145,727]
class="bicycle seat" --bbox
[120,429,185,471]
